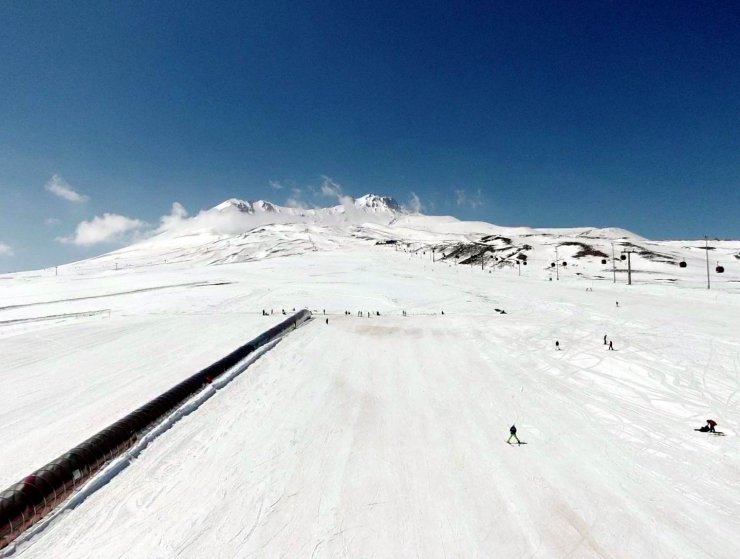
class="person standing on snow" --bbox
[603,334,608,345]
[555,341,561,351]
[608,340,614,351]
[507,424,521,444]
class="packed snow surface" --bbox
[1,204,739,558]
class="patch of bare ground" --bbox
[557,241,608,259]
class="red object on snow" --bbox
[707,419,717,427]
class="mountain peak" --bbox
[212,194,402,216]
[353,194,400,212]
[213,199,277,214]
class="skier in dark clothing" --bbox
[695,420,718,433]
[555,341,561,351]
[507,424,521,444]
[325,318,328,325]
[608,341,614,351]
[603,334,607,345]
[696,419,726,435]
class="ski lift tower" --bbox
[611,242,616,283]
[704,235,711,290]
[554,245,561,280]
[621,248,638,285]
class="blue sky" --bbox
[1,1,739,272]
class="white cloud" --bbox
[269,180,284,190]
[284,187,312,210]
[45,174,89,203]
[320,176,354,210]
[0,242,13,256]
[454,188,484,209]
[405,192,423,214]
[44,217,61,226]
[158,202,189,231]
[57,213,147,246]
[320,176,342,198]
[285,196,308,209]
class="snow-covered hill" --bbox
[1,240,739,558]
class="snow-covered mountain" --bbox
[213,194,401,218]
[39,193,739,288]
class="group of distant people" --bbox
[555,334,614,351]
[261,307,297,316]
[261,308,452,322]
[355,310,381,317]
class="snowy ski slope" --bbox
[1,241,738,558]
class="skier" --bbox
[608,340,614,351]
[616,301,619,307]
[507,424,521,445]
[555,340,561,351]
[603,334,607,345]
[325,318,329,325]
